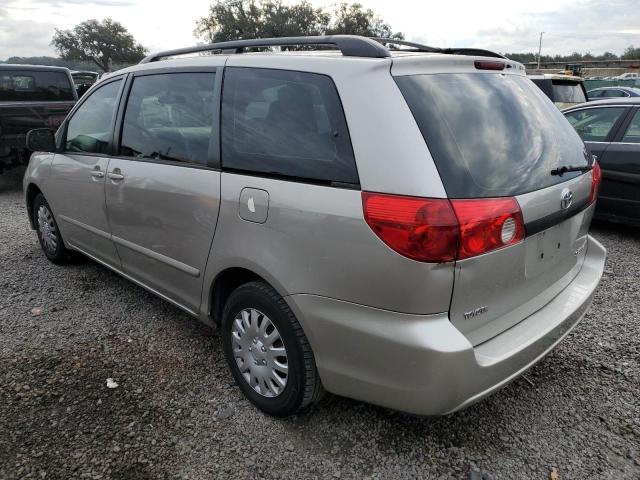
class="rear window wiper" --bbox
[550,165,592,176]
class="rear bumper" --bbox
[287,235,606,415]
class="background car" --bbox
[588,86,640,100]
[70,70,100,97]
[528,73,588,109]
[564,98,640,225]
[0,64,77,174]
[614,72,639,81]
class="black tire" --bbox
[33,193,72,264]
[222,281,324,416]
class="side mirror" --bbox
[26,128,56,152]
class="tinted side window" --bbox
[0,70,75,101]
[588,90,603,99]
[221,67,358,185]
[120,73,216,165]
[621,110,640,143]
[564,107,626,142]
[66,80,121,154]
[604,89,628,98]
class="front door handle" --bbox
[108,168,124,181]
[91,165,104,179]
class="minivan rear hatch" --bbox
[394,61,596,345]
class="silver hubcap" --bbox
[37,205,57,253]
[231,308,288,397]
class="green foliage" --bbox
[51,18,147,72]
[195,0,403,43]
[622,45,640,60]
[504,46,639,64]
[325,3,404,39]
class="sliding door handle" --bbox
[90,171,105,178]
[108,168,124,181]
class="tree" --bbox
[51,19,146,72]
[326,3,403,39]
[195,0,329,42]
[195,0,403,43]
[598,51,618,60]
[622,45,640,60]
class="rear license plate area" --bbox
[525,218,583,278]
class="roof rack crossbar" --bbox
[140,35,390,63]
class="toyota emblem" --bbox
[560,188,573,210]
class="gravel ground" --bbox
[1,167,639,480]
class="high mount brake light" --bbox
[362,193,525,263]
[474,60,505,70]
[589,161,602,204]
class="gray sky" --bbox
[1,0,639,60]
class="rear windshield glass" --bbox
[552,82,587,103]
[0,70,75,101]
[395,73,589,198]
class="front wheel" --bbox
[222,281,324,416]
[33,193,72,264]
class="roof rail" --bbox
[441,48,507,59]
[371,38,442,53]
[372,38,506,59]
[140,35,390,63]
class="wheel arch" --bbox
[25,183,43,229]
[208,267,271,326]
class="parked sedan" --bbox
[588,87,640,100]
[564,98,640,225]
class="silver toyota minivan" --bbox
[23,36,606,417]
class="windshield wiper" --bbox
[550,165,592,176]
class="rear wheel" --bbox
[33,194,72,264]
[222,281,323,416]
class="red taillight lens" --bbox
[451,198,525,259]
[362,193,525,262]
[589,161,602,203]
[474,60,505,70]
[362,192,459,262]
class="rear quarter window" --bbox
[221,67,358,186]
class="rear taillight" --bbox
[362,193,459,262]
[589,161,602,204]
[450,198,525,260]
[362,193,525,263]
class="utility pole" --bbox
[537,31,544,70]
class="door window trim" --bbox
[613,106,640,143]
[59,74,127,157]
[112,67,221,170]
